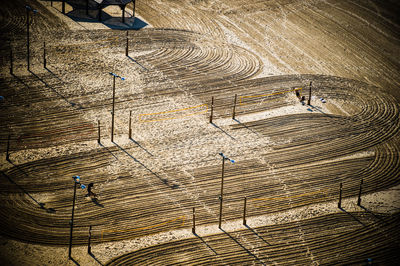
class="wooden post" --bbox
[232,94,237,120]
[307,81,312,105]
[97,120,101,144]
[6,135,10,162]
[111,76,116,142]
[9,46,13,74]
[338,182,343,209]
[125,31,129,56]
[122,5,126,23]
[129,111,132,139]
[43,41,47,69]
[209,96,214,123]
[243,197,247,225]
[357,179,363,206]
[62,0,65,14]
[192,207,196,234]
[218,157,225,228]
[88,225,92,254]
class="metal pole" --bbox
[62,0,65,14]
[69,181,77,259]
[338,182,342,209]
[129,110,132,139]
[88,225,92,254]
[97,120,101,144]
[243,197,247,225]
[10,48,13,75]
[232,94,237,120]
[86,0,89,16]
[6,135,10,162]
[192,207,196,234]
[26,8,30,71]
[111,76,116,142]
[125,32,129,56]
[43,41,46,69]
[209,96,214,124]
[307,81,312,105]
[357,179,363,206]
[218,157,225,228]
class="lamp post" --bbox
[25,5,38,71]
[109,72,125,142]
[218,152,235,229]
[69,175,84,259]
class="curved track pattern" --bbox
[0,1,399,264]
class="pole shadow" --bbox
[339,207,366,226]
[127,56,148,71]
[70,256,80,266]
[244,224,271,246]
[11,73,30,89]
[89,251,104,265]
[210,123,235,140]
[28,70,83,109]
[233,118,260,136]
[1,171,56,213]
[91,197,104,208]
[112,142,178,189]
[99,142,119,160]
[220,228,266,265]
[359,205,389,225]
[193,232,219,256]
[44,66,64,83]
[129,137,153,156]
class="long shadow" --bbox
[11,73,30,89]
[112,142,178,189]
[0,171,56,213]
[339,207,366,226]
[210,123,235,140]
[359,205,389,226]
[307,104,333,118]
[129,138,153,156]
[220,228,266,265]
[91,198,104,208]
[70,256,80,266]
[99,142,119,160]
[194,233,219,256]
[244,224,271,246]
[89,252,104,265]
[127,56,148,71]
[29,70,83,109]
[44,66,64,83]
[233,118,260,136]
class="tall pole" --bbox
[6,134,10,162]
[26,7,30,71]
[111,75,116,142]
[192,207,196,234]
[209,96,214,124]
[307,81,312,105]
[129,110,132,139]
[43,41,46,69]
[10,48,13,75]
[69,181,78,259]
[338,182,343,209]
[62,0,65,14]
[88,225,92,254]
[243,197,247,225]
[232,94,237,120]
[218,156,225,229]
[97,120,101,144]
[357,179,363,206]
